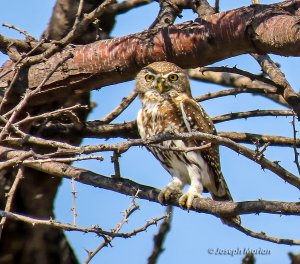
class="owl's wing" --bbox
[179,97,233,202]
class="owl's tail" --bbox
[211,182,241,226]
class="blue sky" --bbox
[1,1,300,263]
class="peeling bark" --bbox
[1,1,300,106]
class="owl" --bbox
[135,61,239,224]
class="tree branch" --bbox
[251,54,300,118]
[2,146,300,246]
[218,131,300,147]
[0,167,24,239]
[189,69,287,106]
[148,206,173,264]
[2,1,300,105]
[213,110,293,123]
[0,210,167,239]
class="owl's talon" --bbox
[158,187,182,205]
[178,191,203,210]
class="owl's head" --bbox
[135,61,192,98]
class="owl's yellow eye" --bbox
[145,74,155,82]
[168,74,178,82]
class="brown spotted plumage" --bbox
[135,61,239,224]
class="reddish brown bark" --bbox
[1,0,298,105]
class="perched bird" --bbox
[135,61,239,224]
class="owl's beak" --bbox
[157,77,166,93]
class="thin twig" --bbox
[101,90,137,123]
[231,222,300,245]
[2,24,36,41]
[219,131,300,148]
[254,142,271,161]
[212,110,293,123]
[195,87,276,102]
[189,68,286,106]
[73,0,85,28]
[71,178,78,226]
[26,155,104,164]
[51,0,115,48]
[0,52,73,141]
[292,115,300,174]
[0,166,25,240]
[6,0,115,66]
[15,104,88,126]
[251,54,300,118]
[0,210,167,238]
[84,192,140,263]
[199,66,276,87]
[109,0,153,15]
[111,151,121,179]
[0,66,22,113]
[150,142,212,152]
[0,39,47,113]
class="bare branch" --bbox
[14,104,88,127]
[198,66,276,87]
[28,155,104,164]
[45,119,300,149]
[70,178,78,226]
[111,151,121,179]
[101,90,137,123]
[7,130,294,190]
[0,210,167,239]
[213,110,293,123]
[251,54,300,118]
[1,146,300,219]
[149,0,183,29]
[231,223,300,245]
[189,69,286,106]
[2,1,300,103]
[291,115,300,174]
[218,131,300,147]
[109,0,154,15]
[0,52,74,141]
[195,87,276,103]
[242,253,255,264]
[84,193,140,263]
[148,206,173,264]
[0,167,25,239]
[2,23,36,41]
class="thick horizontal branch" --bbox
[0,146,300,219]
[2,0,300,104]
